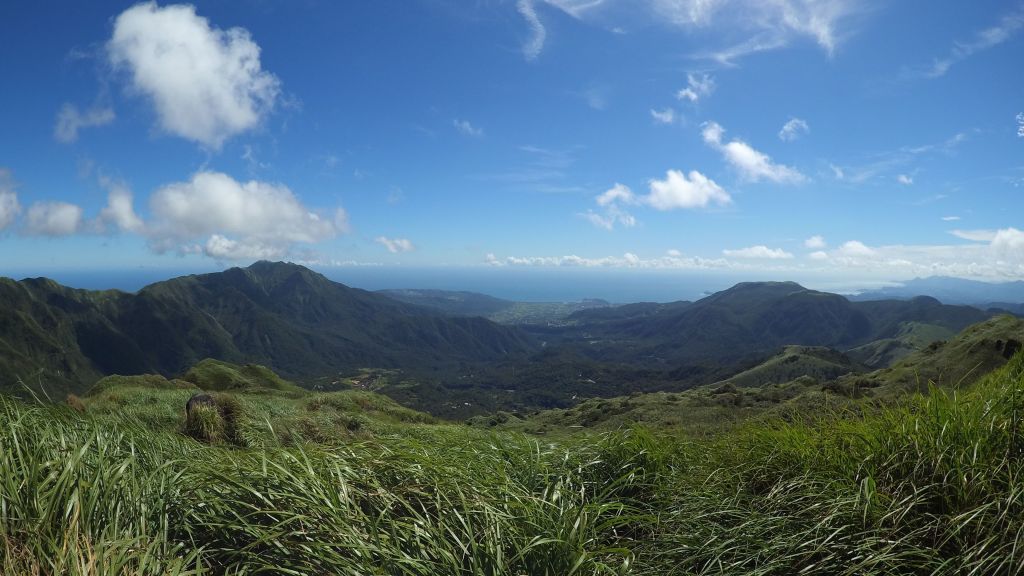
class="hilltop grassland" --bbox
[0,353,1022,574]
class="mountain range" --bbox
[531,282,992,367]
[0,262,1015,416]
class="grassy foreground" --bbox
[2,355,1024,574]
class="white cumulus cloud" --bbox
[650,107,678,125]
[375,236,415,253]
[54,103,115,143]
[97,177,144,233]
[804,235,826,249]
[107,2,280,149]
[486,251,731,269]
[24,201,83,237]
[676,72,715,102]
[803,229,1024,280]
[723,245,794,259]
[148,171,345,258]
[585,183,638,230]
[838,240,875,257]
[204,234,287,260]
[702,121,806,184]
[596,183,637,206]
[582,205,636,230]
[644,169,731,210]
[896,174,913,185]
[0,169,20,231]
[778,118,809,141]
[453,119,484,137]
[992,227,1024,257]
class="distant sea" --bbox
[1,266,895,304]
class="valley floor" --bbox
[1,355,1023,574]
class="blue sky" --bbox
[0,0,1022,288]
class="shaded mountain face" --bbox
[0,262,536,394]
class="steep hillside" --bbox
[846,314,1024,395]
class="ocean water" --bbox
[321,267,745,303]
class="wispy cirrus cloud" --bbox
[778,118,809,142]
[54,103,115,143]
[471,145,586,194]
[915,6,1024,78]
[673,0,865,63]
[514,0,864,64]
[375,236,415,253]
[829,130,972,184]
[949,229,997,242]
[517,0,547,60]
